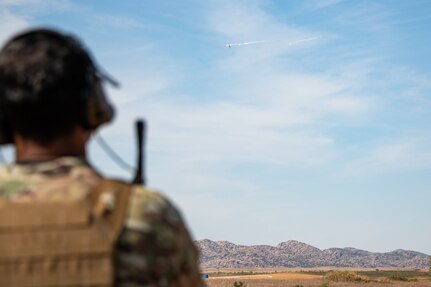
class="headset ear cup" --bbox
[0,87,12,145]
[84,76,115,130]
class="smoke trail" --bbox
[225,37,319,48]
[225,40,266,48]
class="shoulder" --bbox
[0,157,101,200]
[115,185,203,286]
[125,185,185,233]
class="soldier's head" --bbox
[0,28,114,147]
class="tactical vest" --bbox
[0,179,131,287]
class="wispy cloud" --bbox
[332,2,394,31]
[208,1,319,55]
[97,0,379,180]
[344,138,431,176]
[93,13,144,30]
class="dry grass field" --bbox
[213,272,321,280]
[203,269,431,287]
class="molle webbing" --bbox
[0,180,131,287]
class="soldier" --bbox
[0,28,204,286]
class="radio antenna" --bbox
[132,119,146,185]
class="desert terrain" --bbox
[202,268,431,287]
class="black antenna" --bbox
[132,119,146,185]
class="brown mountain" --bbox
[196,239,429,269]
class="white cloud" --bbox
[206,0,371,120]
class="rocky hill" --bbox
[196,239,430,269]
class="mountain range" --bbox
[196,239,430,269]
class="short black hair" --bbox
[0,28,95,145]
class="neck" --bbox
[14,128,90,162]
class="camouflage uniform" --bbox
[0,156,204,287]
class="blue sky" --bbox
[1,0,430,255]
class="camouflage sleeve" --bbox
[115,185,205,287]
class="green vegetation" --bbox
[299,271,327,276]
[388,275,409,281]
[387,274,419,282]
[301,269,429,280]
[357,270,426,279]
[319,284,329,287]
[324,271,368,282]
[233,281,245,287]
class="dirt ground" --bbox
[205,278,431,287]
[213,272,322,280]
[203,269,431,287]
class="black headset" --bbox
[0,29,116,146]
